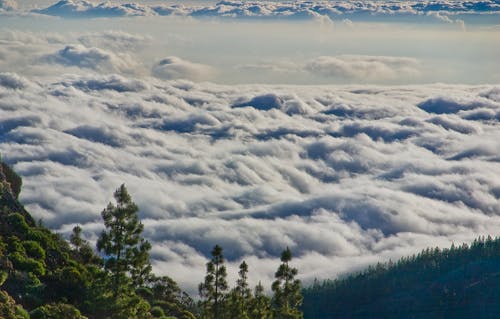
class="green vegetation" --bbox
[0,289,30,319]
[96,184,153,319]
[302,237,500,319]
[271,248,303,319]
[0,160,303,319]
[199,244,229,319]
[196,245,301,319]
[226,261,252,319]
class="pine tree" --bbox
[249,281,271,319]
[70,225,100,265]
[70,225,84,249]
[227,261,252,319]
[96,184,152,298]
[199,245,228,319]
[271,248,303,319]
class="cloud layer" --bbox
[27,0,500,21]
[305,55,420,81]
[152,56,214,81]
[42,44,138,73]
[1,68,499,293]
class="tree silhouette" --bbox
[227,261,252,319]
[199,245,228,319]
[271,247,303,319]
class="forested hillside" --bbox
[302,236,500,319]
[0,160,199,319]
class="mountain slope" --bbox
[0,159,196,319]
[302,237,500,319]
[0,159,88,318]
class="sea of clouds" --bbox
[1,32,500,292]
[0,5,499,292]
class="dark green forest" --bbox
[303,236,500,319]
[0,159,302,319]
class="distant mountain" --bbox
[302,237,500,318]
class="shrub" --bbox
[30,303,87,319]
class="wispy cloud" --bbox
[42,44,139,73]
[305,55,421,81]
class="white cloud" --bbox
[417,95,495,114]
[235,61,300,74]
[234,56,421,84]
[427,12,467,31]
[42,44,139,73]
[152,56,215,81]
[342,18,354,27]
[0,72,28,89]
[480,87,500,102]
[0,30,147,77]
[305,55,421,81]
[33,0,157,18]
[77,31,152,52]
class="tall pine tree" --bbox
[271,248,303,319]
[199,245,228,319]
[96,184,152,298]
[227,261,252,319]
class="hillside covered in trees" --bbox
[302,236,500,318]
[0,161,197,319]
[0,158,303,319]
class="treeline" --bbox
[0,162,303,319]
[198,245,302,319]
[302,236,500,319]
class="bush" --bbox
[30,303,87,319]
[6,214,29,236]
[151,305,165,317]
[10,252,46,276]
[0,290,29,319]
[23,241,46,260]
